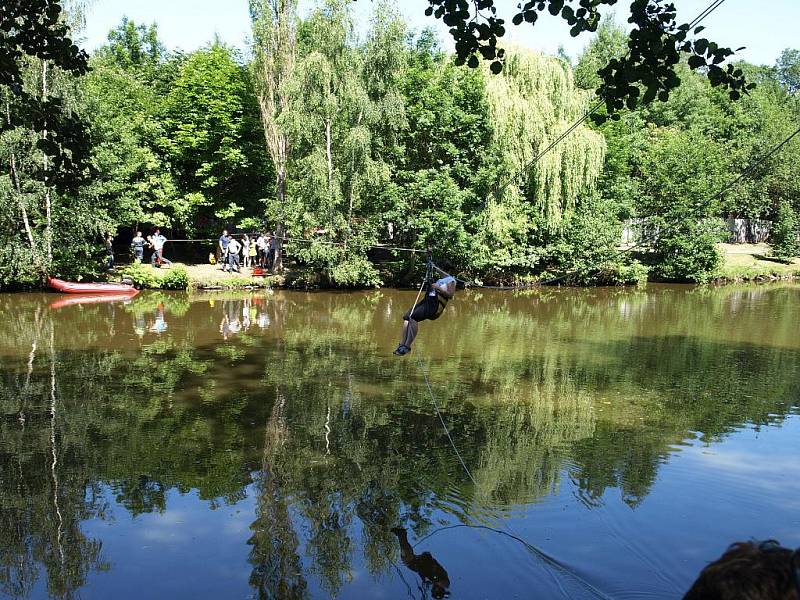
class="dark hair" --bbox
[684,541,799,600]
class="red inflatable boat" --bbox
[48,276,139,296]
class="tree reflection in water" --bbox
[0,285,798,598]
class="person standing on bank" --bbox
[131,231,145,263]
[106,233,114,271]
[242,234,252,268]
[394,259,456,356]
[218,229,231,271]
[227,235,241,273]
[267,232,278,270]
[150,228,172,268]
[255,233,267,267]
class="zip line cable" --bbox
[492,0,730,201]
[403,116,800,596]
[447,119,800,290]
[427,0,732,255]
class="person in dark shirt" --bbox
[391,527,450,598]
[219,229,231,271]
[106,234,114,270]
[131,231,145,262]
[267,232,277,270]
[394,260,456,356]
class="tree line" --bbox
[1,0,799,288]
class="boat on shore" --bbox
[48,276,139,295]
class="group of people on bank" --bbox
[105,229,171,270]
[105,229,280,272]
[116,229,172,268]
[217,230,277,273]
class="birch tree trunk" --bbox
[325,118,333,191]
[42,60,53,267]
[250,0,298,274]
[5,91,37,253]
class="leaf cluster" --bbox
[419,0,751,121]
[1,1,92,191]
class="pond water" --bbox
[1,284,799,599]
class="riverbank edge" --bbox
[153,263,800,290]
[6,246,799,292]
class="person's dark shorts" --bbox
[404,295,440,322]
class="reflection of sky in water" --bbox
[3,286,800,600]
[50,415,798,600]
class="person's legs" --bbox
[401,319,419,348]
[160,251,172,266]
[151,250,157,266]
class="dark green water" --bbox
[1,284,799,599]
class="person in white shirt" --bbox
[394,260,456,356]
[149,229,172,267]
[227,236,242,273]
[242,234,252,268]
[255,233,267,267]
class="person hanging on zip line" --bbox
[394,257,456,356]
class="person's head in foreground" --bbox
[683,540,800,600]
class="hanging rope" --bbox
[414,351,477,487]
[412,524,613,599]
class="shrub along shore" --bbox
[105,243,800,292]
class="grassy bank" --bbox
[113,244,800,291]
[716,243,800,283]
[120,263,280,290]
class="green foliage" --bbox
[634,128,728,282]
[0,1,92,190]
[81,51,181,228]
[160,265,190,290]
[119,263,189,290]
[418,0,750,121]
[770,200,800,260]
[120,262,162,289]
[775,48,800,94]
[2,4,799,290]
[164,43,270,231]
[573,15,627,91]
[649,217,725,283]
[538,195,648,285]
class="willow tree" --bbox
[286,0,407,286]
[250,0,298,273]
[476,47,605,273]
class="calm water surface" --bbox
[1,284,799,599]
